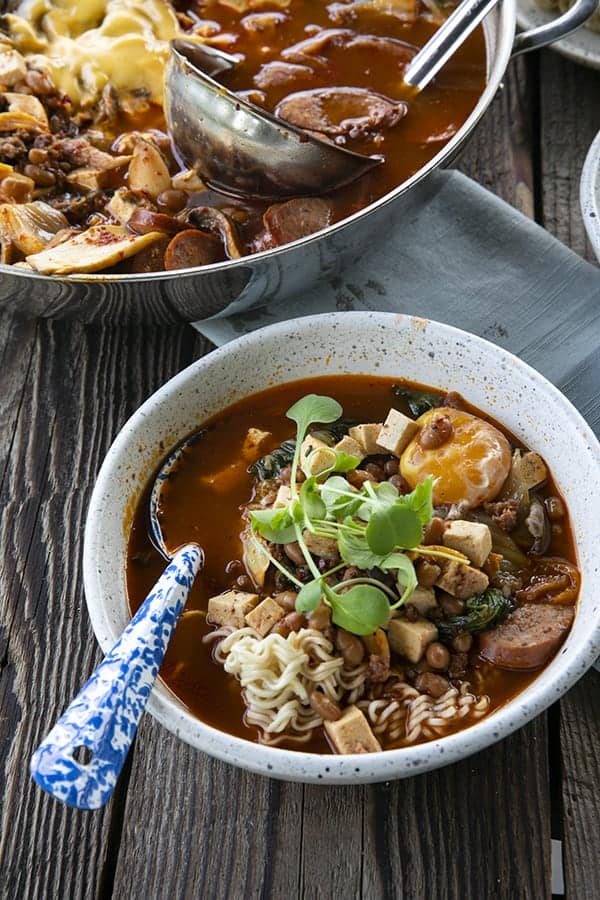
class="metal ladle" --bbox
[165,0,599,200]
[30,443,202,810]
[165,0,497,200]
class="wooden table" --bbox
[1,50,599,900]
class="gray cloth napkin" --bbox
[194,169,600,668]
[194,169,600,437]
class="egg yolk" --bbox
[400,407,512,507]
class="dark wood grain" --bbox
[539,51,600,263]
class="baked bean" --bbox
[279,465,292,484]
[362,628,390,664]
[440,594,465,616]
[308,601,331,631]
[415,672,450,698]
[341,566,360,581]
[23,163,56,187]
[347,469,376,488]
[425,641,451,670]
[419,415,453,450]
[335,628,365,666]
[405,603,419,622]
[235,574,253,591]
[365,462,385,482]
[309,689,342,721]
[296,469,306,483]
[388,473,409,493]
[28,147,48,165]
[545,496,565,521]
[271,611,304,637]
[423,517,446,545]
[283,541,305,566]
[415,558,441,587]
[0,175,33,202]
[156,189,186,212]
[384,458,399,477]
[452,632,473,653]
[273,590,298,612]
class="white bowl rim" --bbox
[83,311,600,783]
[581,129,600,263]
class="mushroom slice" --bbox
[184,207,243,259]
[0,48,27,86]
[26,225,165,275]
[0,200,69,260]
[3,92,48,128]
[171,168,206,192]
[106,187,155,224]
[128,139,171,199]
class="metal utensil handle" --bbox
[403,0,501,92]
[512,0,599,56]
[30,544,202,810]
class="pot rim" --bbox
[83,311,600,783]
[0,2,515,285]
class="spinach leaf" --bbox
[250,438,296,480]
[392,385,444,418]
[437,588,513,642]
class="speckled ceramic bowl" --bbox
[581,130,600,263]
[83,312,600,783]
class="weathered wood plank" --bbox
[539,51,600,263]
[0,317,205,898]
[458,56,536,218]
[560,669,600,897]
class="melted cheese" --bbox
[5,0,183,106]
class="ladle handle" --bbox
[30,544,203,810]
[403,0,500,92]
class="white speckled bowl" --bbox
[581,130,600,263]
[83,312,600,782]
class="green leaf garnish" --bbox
[321,476,361,517]
[299,478,326,523]
[249,507,297,544]
[296,579,323,613]
[328,584,390,635]
[366,505,423,555]
[286,395,343,440]
[338,527,384,569]
[403,475,435,525]
[379,553,418,607]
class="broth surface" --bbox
[126,376,577,752]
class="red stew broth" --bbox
[126,376,576,751]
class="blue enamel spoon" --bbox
[30,439,201,810]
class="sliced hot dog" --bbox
[129,209,188,236]
[164,229,224,270]
[479,604,574,670]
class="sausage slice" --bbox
[479,604,574,670]
[164,229,224,270]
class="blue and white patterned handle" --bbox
[30,544,203,810]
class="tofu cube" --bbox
[443,520,492,568]
[436,561,489,599]
[300,434,334,476]
[273,484,291,508]
[207,590,259,628]
[242,531,270,587]
[348,423,383,456]
[245,596,285,636]
[406,585,438,616]
[388,616,438,663]
[333,435,365,462]
[324,705,381,754]
[241,427,271,462]
[303,530,339,561]
[376,408,419,457]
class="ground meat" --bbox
[448,652,468,679]
[262,197,333,244]
[0,132,29,164]
[367,653,390,683]
[254,61,315,90]
[483,499,519,532]
[47,191,108,224]
[275,87,407,140]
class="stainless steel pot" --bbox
[0,0,596,323]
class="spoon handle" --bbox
[30,544,203,810]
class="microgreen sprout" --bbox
[248,394,458,636]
